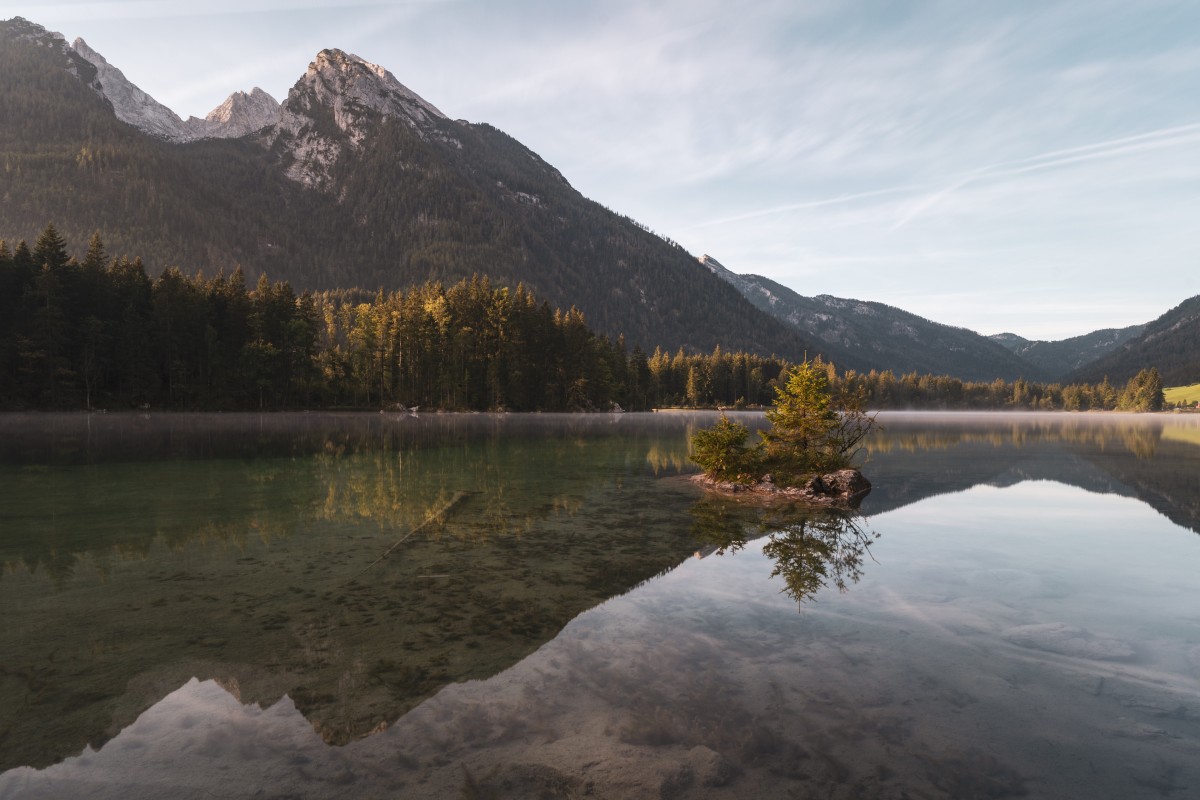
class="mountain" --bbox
[184,87,281,140]
[989,325,1146,380]
[72,36,280,141]
[0,17,822,361]
[271,48,448,189]
[1071,295,1200,386]
[700,255,1045,381]
[70,35,195,141]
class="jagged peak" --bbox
[2,15,64,42]
[69,35,193,142]
[698,254,735,277]
[298,47,447,122]
[1,18,98,85]
[202,86,280,126]
[275,47,452,189]
[72,36,105,62]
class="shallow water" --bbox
[1,411,1198,799]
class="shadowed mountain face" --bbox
[860,412,1200,534]
[989,325,1147,379]
[0,17,818,361]
[1070,295,1200,387]
[699,256,1049,381]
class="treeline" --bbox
[656,355,1166,412]
[0,226,1169,413]
[0,227,642,411]
[840,367,1166,412]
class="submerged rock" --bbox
[690,468,871,508]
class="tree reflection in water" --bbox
[690,496,878,604]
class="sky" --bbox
[4,0,1198,340]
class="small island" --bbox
[690,358,876,508]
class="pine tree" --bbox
[760,358,876,478]
[32,223,69,272]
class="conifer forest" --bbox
[0,225,1167,413]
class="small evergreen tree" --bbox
[761,359,876,479]
[690,413,760,481]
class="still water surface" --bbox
[1,411,1198,798]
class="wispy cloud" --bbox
[686,186,922,230]
[891,122,1200,230]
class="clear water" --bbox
[1,411,1198,799]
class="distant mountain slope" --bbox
[700,255,1045,381]
[0,17,824,361]
[1072,295,1200,386]
[989,326,1146,380]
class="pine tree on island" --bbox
[690,358,876,506]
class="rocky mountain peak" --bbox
[62,35,277,143]
[274,48,450,189]
[294,48,446,130]
[1,17,97,85]
[72,36,195,142]
[185,87,281,139]
[699,254,732,278]
[2,16,63,46]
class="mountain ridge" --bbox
[1,15,1193,384]
[71,35,281,142]
[0,16,828,364]
[699,255,1049,382]
[271,48,451,189]
[1070,295,1200,386]
[988,326,1147,379]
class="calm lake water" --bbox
[1,411,1198,799]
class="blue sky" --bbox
[5,0,1198,339]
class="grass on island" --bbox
[1164,383,1200,407]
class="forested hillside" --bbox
[0,226,1171,413]
[0,18,822,362]
[0,227,799,411]
[700,257,1040,381]
[1072,296,1200,386]
[990,325,1146,378]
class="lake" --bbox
[1,411,1198,799]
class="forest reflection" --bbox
[865,414,1171,459]
[0,413,712,771]
[4,411,1199,581]
[0,414,696,581]
[3,412,1198,773]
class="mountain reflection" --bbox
[0,413,702,772]
[859,412,1200,534]
[3,411,1199,775]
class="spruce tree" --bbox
[32,224,69,272]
